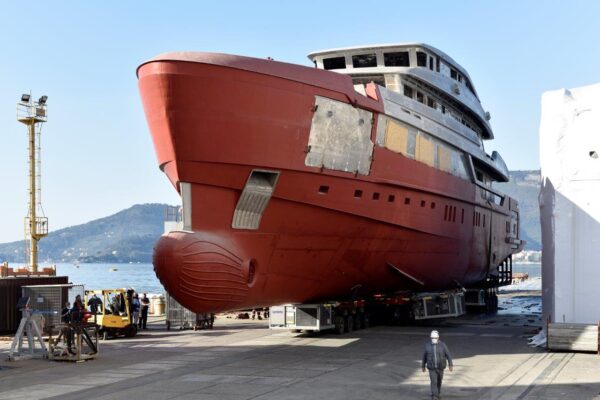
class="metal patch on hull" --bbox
[232,170,280,230]
[305,96,374,175]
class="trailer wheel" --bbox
[354,314,363,330]
[334,315,345,335]
[345,315,354,333]
[363,314,370,329]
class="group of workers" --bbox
[60,291,151,330]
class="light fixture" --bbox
[38,95,48,105]
[21,94,30,102]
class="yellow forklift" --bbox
[85,289,137,340]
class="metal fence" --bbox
[21,284,85,333]
[165,293,195,330]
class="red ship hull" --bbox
[138,53,519,313]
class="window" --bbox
[416,91,424,104]
[377,115,470,180]
[323,57,346,70]
[436,58,440,72]
[373,192,380,200]
[417,51,427,67]
[416,133,435,167]
[403,85,414,98]
[388,194,395,202]
[450,69,458,80]
[318,185,329,194]
[384,52,409,67]
[354,189,363,198]
[352,54,377,68]
[405,197,411,205]
[429,56,434,71]
[384,120,409,154]
[427,97,437,109]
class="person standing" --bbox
[422,330,453,400]
[71,295,85,323]
[139,293,150,330]
[131,293,140,327]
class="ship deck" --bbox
[0,300,598,400]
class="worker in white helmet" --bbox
[422,330,453,400]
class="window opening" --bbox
[420,200,426,207]
[352,54,377,68]
[429,56,434,71]
[404,197,411,205]
[427,97,437,109]
[416,91,424,104]
[318,185,329,194]
[417,51,427,67]
[403,85,414,98]
[323,57,346,70]
[354,189,363,198]
[384,51,409,67]
[388,194,395,203]
[373,192,380,200]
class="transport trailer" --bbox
[269,290,466,334]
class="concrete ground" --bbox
[1,300,599,400]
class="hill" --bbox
[0,203,171,263]
[495,170,541,250]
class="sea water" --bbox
[54,263,163,294]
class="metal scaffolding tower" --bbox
[17,93,49,273]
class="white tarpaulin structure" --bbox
[540,82,600,325]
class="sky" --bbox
[0,0,598,243]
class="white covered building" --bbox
[540,83,600,324]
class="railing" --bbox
[25,216,49,237]
[164,206,183,233]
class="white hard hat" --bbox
[430,330,440,338]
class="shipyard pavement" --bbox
[0,313,599,400]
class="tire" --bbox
[363,314,370,329]
[354,314,363,330]
[102,330,109,341]
[126,325,137,338]
[334,315,345,335]
[345,315,354,333]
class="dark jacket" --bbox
[422,340,453,370]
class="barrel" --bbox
[153,296,166,316]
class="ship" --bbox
[137,44,523,314]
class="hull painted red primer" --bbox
[139,52,520,313]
